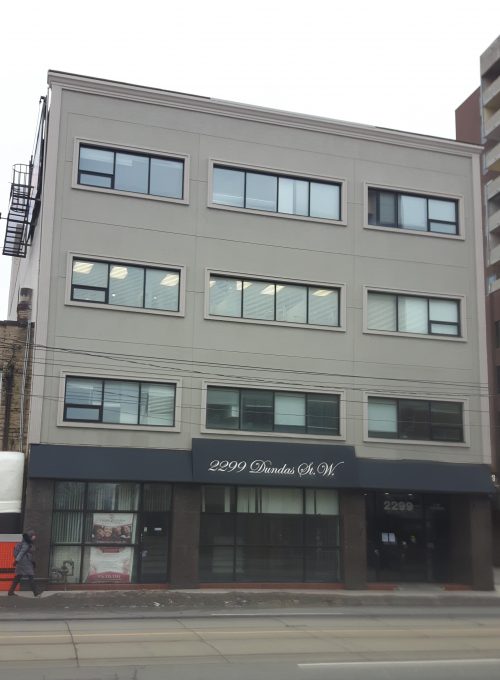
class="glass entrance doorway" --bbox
[366,492,449,583]
[138,511,169,583]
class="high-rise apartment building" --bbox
[3,71,494,590]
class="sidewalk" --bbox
[2,580,500,618]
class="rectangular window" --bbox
[71,258,180,313]
[367,291,460,337]
[209,274,340,327]
[367,397,463,442]
[368,188,458,235]
[63,376,176,427]
[78,145,184,200]
[200,486,340,583]
[206,387,340,436]
[213,165,341,221]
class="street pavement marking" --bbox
[298,658,500,668]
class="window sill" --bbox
[208,202,347,226]
[363,329,466,342]
[72,182,189,206]
[200,428,345,442]
[65,299,185,317]
[363,436,468,447]
[57,420,181,433]
[205,314,345,332]
[363,223,464,240]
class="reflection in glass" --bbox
[245,173,277,212]
[209,277,242,317]
[213,168,245,207]
[115,153,149,194]
[150,158,183,198]
[145,269,179,311]
[243,280,275,320]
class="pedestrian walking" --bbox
[8,531,40,597]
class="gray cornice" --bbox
[47,70,482,157]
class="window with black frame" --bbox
[49,482,172,584]
[367,397,464,442]
[206,386,340,436]
[71,258,181,312]
[199,486,340,582]
[367,291,461,337]
[63,376,176,427]
[78,145,184,199]
[367,188,458,235]
[212,165,341,221]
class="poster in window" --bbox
[91,513,134,544]
[85,546,133,583]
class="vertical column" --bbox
[449,494,494,590]
[169,484,201,588]
[340,490,367,589]
[23,478,54,589]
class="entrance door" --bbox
[138,512,169,583]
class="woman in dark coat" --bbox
[8,531,40,596]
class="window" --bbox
[206,387,340,436]
[209,275,340,327]
[49,481,171,584]
[212,165,341,221]
[367,397,463,442]
[367,291,460,337]
[71,258,181,312]
[63,376,176,427]
[200,486,340,583]
[368,188,458,235]
[495,321,500,349]
[78,145,184,199]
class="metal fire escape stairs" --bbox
[2,163,38,258]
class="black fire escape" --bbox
[2,163,38,257]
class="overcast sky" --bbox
[1,0,499,319]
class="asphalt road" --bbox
[2,609,500,680]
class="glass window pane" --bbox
[305,489,339,515]
[307,394,339,435]
[202,486,235,513]
[199,546,234,580]
[430,323,459,336]
[237,487,303,514]
[213,167,244,207]
[378,191,397,226]
[236,546,302,582]
[429,221,457,234]
[429,299,458,323]
[103,380,139,424]
[430,402,463,442]
[145,269,179,311]
[115,153,149,193]
[278,177,309,216]
[308,288,339,326]
[65,377,102,405]
[310,182,340,220]
[305,548,340,582]
[79,173,112,188]
[109,265,144,307]
[65,406,100,421]
[367,293,397,331]
[72,260,108,288]
[79,147,114,174]
[241,390,273,431]
[87,483,139,511]
[399,195,427,230]
[206,388,240,429]
[140,383,175,426]
[274,393,306,432]
[243,280,275,320]
[304,516,340,546]
[245,173,277,212]
[398,296,428,333]
[52,512,83,543]
[142,484,172,511]
[87,512,137,544]
[428,199,456,222]
[399,399,430,440]
[54,482,85,510]
[49,546,82,584]
[72,288,106,303]
[368,398,397,437]
[149,158,183,199]
[82,545,135,584]
[209,277,242,317]
[200,515,235,546]
[276,284,307,324]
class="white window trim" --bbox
[363,182,465,240]
[57,370,182,432]
[363,285,467,342]
[200,380,346,441]
[204,269,347,332]
[207,158,347,226]
[362,391,470,447]
[65,252,186,318]
[72,138,190,205]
